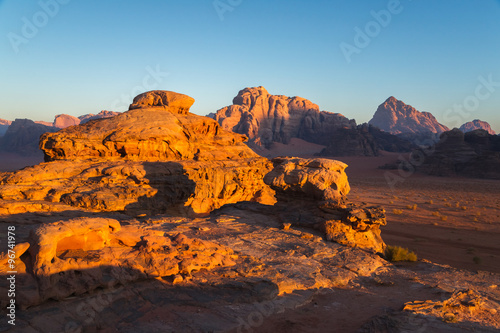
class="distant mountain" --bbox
[78,110,121,124]
[459,119,496,135]
[0,111,121,154]
[53,114,80,128]
[369,97,449,135]
[0,119,12,136]
[215,86,356,149]
[0,119,58,155]
[317,124,414,157]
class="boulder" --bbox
[264,157,350,202]
[129,90,195,114]
[264,157,386,252]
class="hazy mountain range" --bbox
[0,88,496,157]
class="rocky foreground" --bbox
[1,91,499,332]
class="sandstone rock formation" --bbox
[417,128,500,179]
[318,123,414,157]
[264,157,386,253]
[53,114,80,128]
[264,157,350,202]
[40,91,256,162]
[215,86,356,148]
[2,217,237,309]
[1,86,499,331]
[369,96,449,135]
[129,90,195,114]
[1,91,276,216]
[0,119,11,136]
[0,119,58,155]
[0,158,275,215]
[460,119,496,135]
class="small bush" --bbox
[440,215,448,221]
[432,211,440,216]
[385,245,417,262]
[406,204,417,210]
[461,206,467,210]
[392,209,403,215]
[426,200,434,204]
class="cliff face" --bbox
[318,124,414,157]
[369,97,449,135]
[215,86,355,148]
[459,119,496,135]
[417,129,500,179]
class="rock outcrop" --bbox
[1,91,276,216]
[215,86,355,148]
[0,158,275,215]
[369,97,449,135]
[417,128,500,179]
[264,157,350,202]
[264,157,386,253]
[318,124,414,157]
[3,217,237,309]
[129,90,195,114]
[40,91,256,162]
[460,119,496,135]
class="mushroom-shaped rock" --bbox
[129,90,195,114]
[264,157,350,202]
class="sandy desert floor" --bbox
[342,152,500,275]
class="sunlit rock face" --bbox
[5,217,237,309]
[369,96,449,135]
[0,91,277,216]
[40,90,257,162]
[215,86,356,148]
[264,157,386,253]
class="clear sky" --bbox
[1,0,499,132]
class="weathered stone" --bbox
[129,90,195,114]
[264,157,350,202]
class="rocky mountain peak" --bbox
[459,119,496,135]
[369,97,449,135]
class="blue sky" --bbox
[1,0,499,132]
